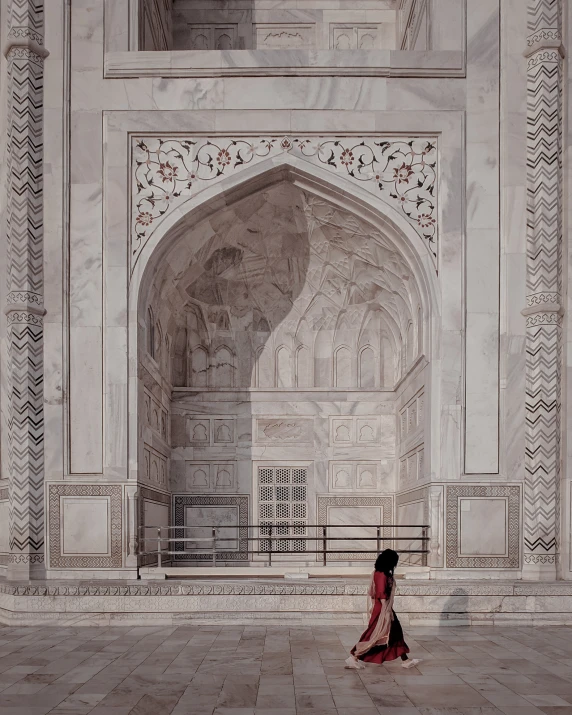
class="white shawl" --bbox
[353,571,396,657]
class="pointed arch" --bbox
[276,345,293,388]
[334,345,353,388]
[359,345,377,389]
[212,345,235,388]
[190,346,208,387]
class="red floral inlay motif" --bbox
[418,213,436,228]
[340,149,354,167]
[136,211,154,226]
[133,136,438,264]
[158,161,178,182]
[393,162,414,184]
[217,149,232,167]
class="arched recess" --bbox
[128,160,441,554]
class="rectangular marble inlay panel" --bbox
[446,485,520,569]
[61,497,110,555]
[48,485,123,569]
[317,495,392,561]
[256,418,313,445]
[185,506,239,552]
[255,24,315,49]
[173,495,248,562]
[459,498,508,557]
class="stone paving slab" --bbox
[0,624,570,714]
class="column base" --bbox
[7,558,46,581]
[522,557,557,581]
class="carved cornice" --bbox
[1,579,572,597]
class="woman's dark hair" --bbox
[374,549,399,576]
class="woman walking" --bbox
[345,549,421,670]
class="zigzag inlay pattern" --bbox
[4,0,46,568]
[524,0,562,568]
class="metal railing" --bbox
[138,523,430,568]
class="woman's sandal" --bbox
[402,658,421,669]
[345,656,366,670]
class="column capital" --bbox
[4,27,48,61]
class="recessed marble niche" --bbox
[143,181,424,555]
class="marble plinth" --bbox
[1,579,571,627]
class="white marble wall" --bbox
[0,0,561,579]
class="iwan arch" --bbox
[133,159,440,567]
[0,0,571,623]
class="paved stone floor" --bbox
[0,624,570,714]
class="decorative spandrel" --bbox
[131,135,438,269]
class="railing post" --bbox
[268,524,272,567]
[322,525,327,566]
[422,526,428,567]
[157,527,162,568]
[376,525,381,555]
[212,526,217,566]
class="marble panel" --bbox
[459,498,507,557]
[186,462,211,490]
[213,418,236,445]
[397,500,425,565]
[356,417,380,445]
[0,501,9,555]
[173,495,249,561]
[61,497,110,555]
[330,418,353,446]
[188,417,210,445]
[185,506,239,551]
[317,495,392,560]
[142,500,170,556]
[48,485,123,569]
[446,485,520,569]
[255,24,315,49]
[256,418,314,445]
[69,326,103,473]
[328,506,382,554]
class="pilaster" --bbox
[3,0,48,579]
[522,0,564,579]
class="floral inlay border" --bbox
[131,135,438,269]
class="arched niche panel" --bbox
[334,346,353,388]
[359,346,377,389]
[295,345,312,388]
[212,346,235,388]
[190,346,208,387]
[276,346,293,388]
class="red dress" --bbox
[351,571,410,664]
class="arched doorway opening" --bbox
[133,165,437,569]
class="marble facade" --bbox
[0,0,570,621]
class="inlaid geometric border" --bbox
[48,485,123,568]
[172,494,249,562]
[317,495,392,561]
[445,485,520,569]
[139,486,171,567]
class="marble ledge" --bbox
[1,579,572,597]
[104,49,465,79]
